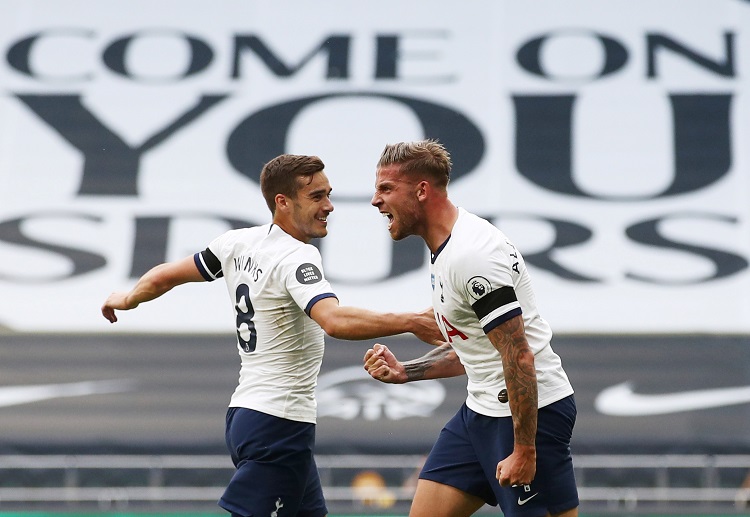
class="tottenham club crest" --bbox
[466,276,492,301]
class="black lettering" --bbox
[647,32,735,78]
[513,93,732,199]
[374,31,454,82]
[103,31,213,81]
[311,234,425,284]
[6,29,94,81]
[666,94,732,196]
[0,213,106,282]
[625,213,747,284]
[129,217,169,279]
[516,30,628,81]
[513,95,579,196]
[129,214,257,278]
[226,92,484,191]
[375,35,398,78]
[489,213,600,282]
[232,35,349,79]
[16,94,227,196]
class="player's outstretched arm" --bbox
[309,298,443,344]
[101,255,205,323]
[364,342,464,384]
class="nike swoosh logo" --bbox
[595,381,750,416]
[518,493,539,505]
[0,379,137,408]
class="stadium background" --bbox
[1,0,749,515]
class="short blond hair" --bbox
[377,139,452,188]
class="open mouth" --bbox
[382,212,393,230]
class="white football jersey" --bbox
[194,223,336,423]
[430,208,573,417]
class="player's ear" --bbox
[416,180,429,201]
[275,193,289,211]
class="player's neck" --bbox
[273,219,310,244]
[423,200,458,254]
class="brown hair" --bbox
[377,139,452,189]
[260,154,325,214]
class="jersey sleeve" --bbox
[281,245,337,316]
[193,233,228,281]
[459,240,522,334]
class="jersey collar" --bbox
[431,234,451,264]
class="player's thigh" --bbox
[534,395,579,514]
[484,395,578,517]
[421,404,499,505]
[469,397,578,517]
[220,408,324,516]
[410,479,485,517]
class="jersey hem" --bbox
[465,387,575,417]
[228,404,317,425]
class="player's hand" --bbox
[101,292,137,323]
[364,344,407,384]
[411,307,443,345]
[496,444,536,487]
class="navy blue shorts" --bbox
[219,407,327,517]
[420,395,579,517]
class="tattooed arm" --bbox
[488,314,538,488]
[363,342,465,384]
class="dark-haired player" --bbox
[102,153,441,517]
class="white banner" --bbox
[0,0,748,333]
